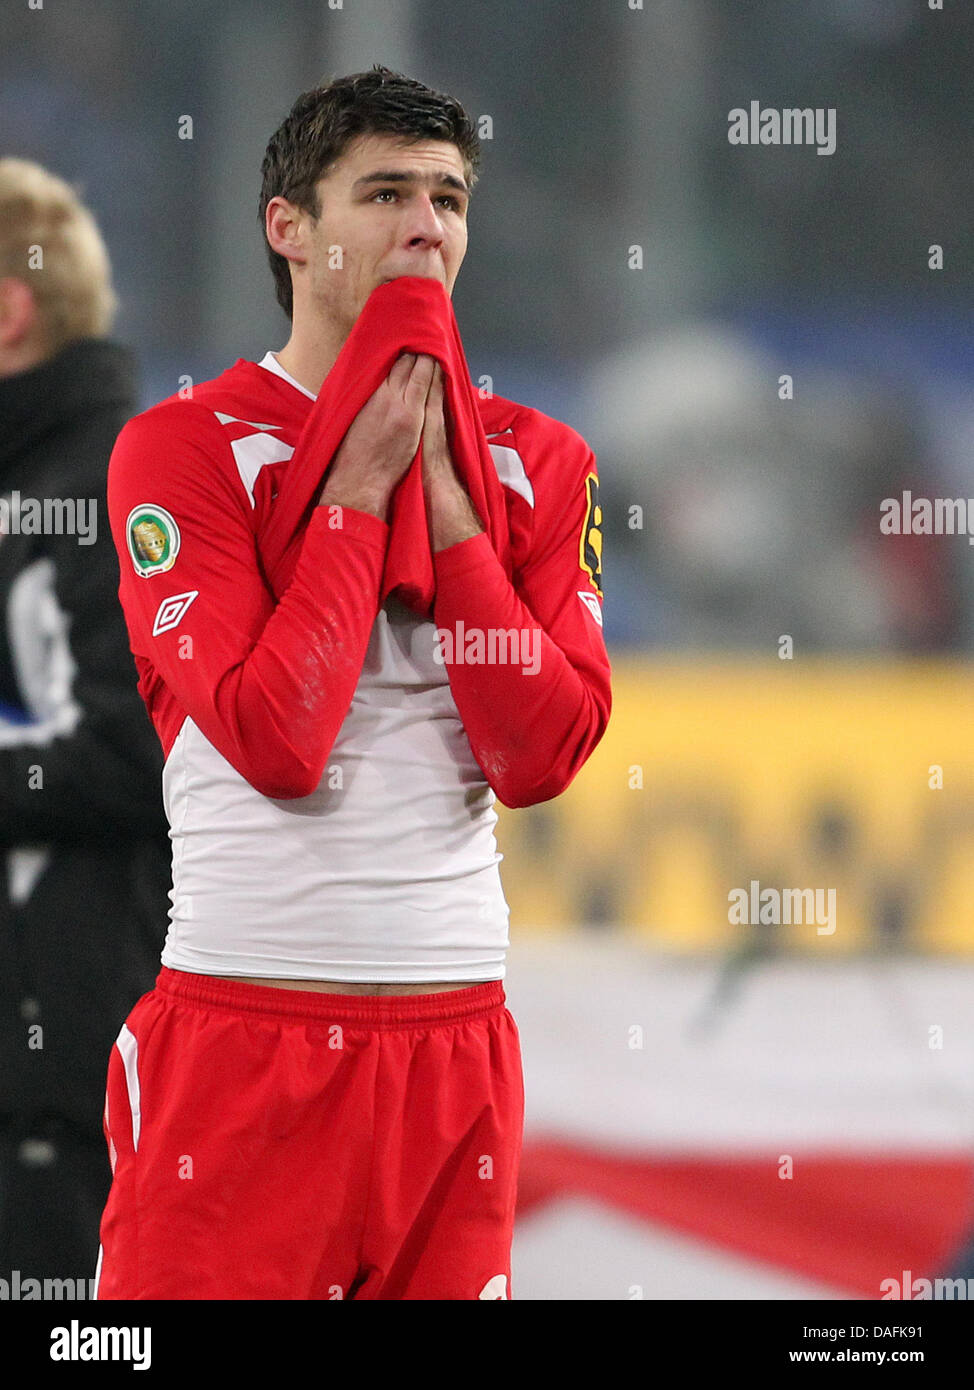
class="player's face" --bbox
[302,133,470,334]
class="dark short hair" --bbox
[258,64,481,319]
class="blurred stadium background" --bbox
[4,0,974,1299]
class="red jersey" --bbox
[104,350,611,983]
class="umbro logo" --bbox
[152,590,199,636]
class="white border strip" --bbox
[115,1023,142,1153]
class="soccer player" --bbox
[96,65,610,1301]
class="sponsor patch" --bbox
[577,590,603,627]
[126,505,180,577]
[579,473,603,596]
[152,590,199,636]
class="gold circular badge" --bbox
[126,505,180,576]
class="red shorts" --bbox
[95,968,524,1300]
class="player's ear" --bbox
[265,197,308,267]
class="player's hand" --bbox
[419,360,455,480]
[318,352,437,522]
[421,362,484,551]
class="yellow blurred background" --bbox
[496,658,974,953]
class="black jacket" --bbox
[0,338,170,1136]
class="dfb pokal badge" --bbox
[126,505,180,577]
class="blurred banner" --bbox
[497,656,974,953]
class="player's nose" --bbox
[403,194,445,246]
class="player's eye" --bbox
[372,189,462,211]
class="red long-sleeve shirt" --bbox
[108,353,611,809]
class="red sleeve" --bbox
[431,417,611,808]
[108,399,388,799]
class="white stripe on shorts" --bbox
[115,1023,142,1152]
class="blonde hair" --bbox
[0,158,118,354]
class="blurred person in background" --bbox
[0,158,170,1288]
